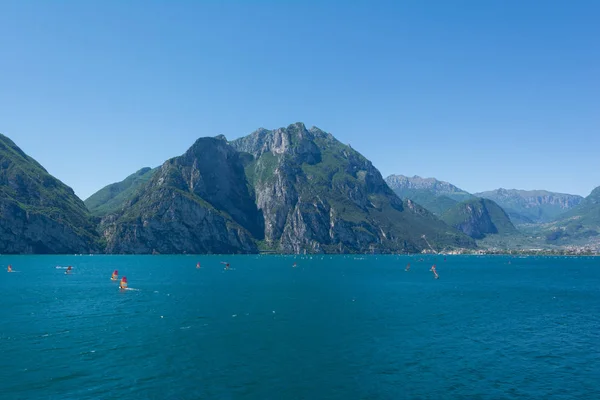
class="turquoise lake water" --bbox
[0,255,598,399]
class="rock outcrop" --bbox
[441,198,517,239]
[92,123,477,254]
[231,123,475,253]
[98,136,262,254]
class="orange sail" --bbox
[7,265,12,273]
[120,276,128,289]
[111,270,119,280]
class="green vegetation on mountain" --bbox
[441,197,517,239]
[9,122,593,255]
[385,175,473,215]
[84,167,157,216]
[395,189,459,215]
[474,188,583,224]
[0,133,100,253]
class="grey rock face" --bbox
[451,203,497,239]
[100,189,257,254]
[231,123,475,253]
[100,137,261,254]
[441,198,516,240]
[0,200,97,253]
[93,123,475,254]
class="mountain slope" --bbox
[475,188,583,224]
[0,133,99,253]
[85,167,157,216]
[441,198,518,239]
[230,123,475,253]
[385,175,474,215]
[541,186,600,246]
[99,136,263,254]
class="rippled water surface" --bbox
[1,255,598,399]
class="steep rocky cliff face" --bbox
[91,123,477,254]
[231,123,475,253]
[385,175,473,215]
[99,136,262,254]
[475,188,583,224]
[0,133,99,253]
[441,198,517,239]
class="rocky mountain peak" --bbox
[230,123,326,165]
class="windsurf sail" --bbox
[430,264,439,279]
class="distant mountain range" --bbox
[0,126,597,254]
[385,175,517,240]
[385,175,473,215]
[474,189,583,224]
[534,187,600,246]
[385,174,598,249]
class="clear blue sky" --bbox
[1,0,598,199]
